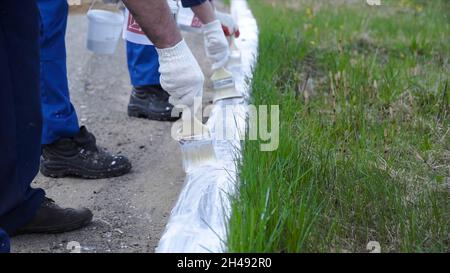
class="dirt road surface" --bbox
[11,10,215,253]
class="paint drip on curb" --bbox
[156,0,259,253]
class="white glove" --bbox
[156,39,204,110]
[202,20,230,70]
[215,10,240,38]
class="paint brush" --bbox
[176,106,216,172]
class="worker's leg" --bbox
[126,42,180,121]
[0,69,91,237]
[0,229,10,253]
[36,0,131,179]
[127,42,161,87]
[0,0,46,236]
[0,0,94,238]
[37,0,79,145]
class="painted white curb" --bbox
[156,0,259,253]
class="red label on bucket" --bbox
[127,14,144,35]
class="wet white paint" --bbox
[156,0,259,253]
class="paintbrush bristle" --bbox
[211,68,235,90]
[180,139,216,172]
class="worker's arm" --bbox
[190,1,216,24]
[122,0,204,109]
[187,0,240,37]
[122,0,182,48]
[179,0,229,70]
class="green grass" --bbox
[228,0,449,252]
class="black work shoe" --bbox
[15,198,93,235]
[127,85,181,121]
[40,126,132,179]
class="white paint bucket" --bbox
[86,9,124,55]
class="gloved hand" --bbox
[202,20,230,70]
[215,10,240,38]
[156,39,204,110]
